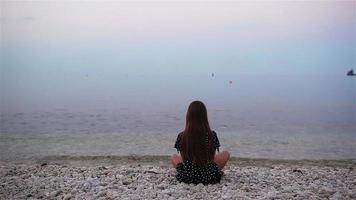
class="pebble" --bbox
[63,193,71,200]
[222,193,232,199]
[330,191,342,200]
[0,163,355,199]
[350,192,356,199]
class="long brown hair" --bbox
[181,101,215,166]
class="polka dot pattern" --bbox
[176,160,221,184]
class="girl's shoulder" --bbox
[178,131,184,137]
[211,130,218,138]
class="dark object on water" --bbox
[211,73,214,77]
[229,80,232,84]
[347,69,355,76]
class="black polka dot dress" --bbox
[174,131,221,184]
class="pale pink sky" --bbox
[1,1,355,46]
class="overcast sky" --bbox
[1,1,355,76]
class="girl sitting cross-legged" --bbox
[170,100,230,184]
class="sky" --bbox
[1,0,355,76]
[0,1,355,112]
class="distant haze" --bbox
[0,1,355,112]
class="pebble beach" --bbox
[1,156,355,199]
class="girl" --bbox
[170,101,230,184]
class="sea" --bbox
[1,74,355,160]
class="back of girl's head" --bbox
[181,101,215,166]
[186,101,208,125]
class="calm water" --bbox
[0,75,355,160]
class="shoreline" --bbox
[1,155,355,168]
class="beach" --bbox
[1,156,355,199]
[2,1,356,199]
